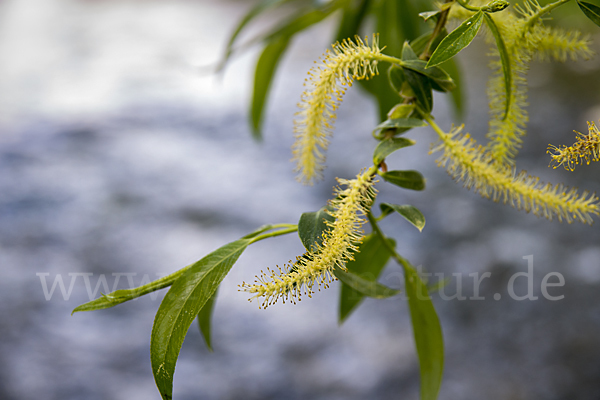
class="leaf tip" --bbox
[250,121,264,143]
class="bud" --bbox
[482,0,510,13]
[387,104,415,119]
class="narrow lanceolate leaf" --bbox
[72,267,193,314]
[334,267,399,300]
[218,0,293,70]
[72,224,275,314]
[373,137,416,165]
[379,203,426,232]
[151,239,250,400]
[395,0,421,40]
[401,60,456,92]
[251,35,290,141]
[403,264,444,400]
[427,11,484,68]
[197,288,218,351]
[428,277,450,294]
[338,234,396,323]
[72,286,165,314]
[265,2,343,41]
[249,0,343,141]
[334,0,372,43]
[404,68,433,113]
[380,170,426,191]
[483,13,511,119]
[578,1,600,27]
[298,206,335,252]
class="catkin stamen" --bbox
[481,0,592,165]
[240,170,376,308]
[548,121,600,171]
[293,36,382,185]
[431,125,600,224]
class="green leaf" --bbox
[427,11,484,68]
[380,170,426,191]
[577,1,600,27]
[404,68,433,113]
[419,10,442,21]
[218,0,293,70]
[483,13,511,119]
[338,234,396,322]
[242,224,279,239]
[410,32,434,56]
[428,277,450,293]
[394,0,421,40]
[373,105,422,140]
[298,206,335,252]
[388,64,406,93]
[247,0,343,139]
[379,203,426,232]
[359,0,421,122]
[403,264,444,400]
[335,267,399,298]
[335,0,372,43]
[410,32,430,56]
[72,224,279,315]
[481,0,510,13]
[197,288,218,352]
[375,118,427,131]
[265,1,343,41]
[387,104,415,119]
[401,60,456,92]
[151,238,250,400]
[410,28,448,56]
[72,268,192,314]
[251,35,290,141]
[402,41,419,61]
[373,137,416,165]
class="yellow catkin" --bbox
[483,1,591,165]
[240,170,376,308]
[431,125,600,224]
[447,4,527,165]
[292,36,381,185]
[485,12,531,165]
[529,26,592,62]
[548,121,600,171]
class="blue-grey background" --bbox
[2,0,600,399]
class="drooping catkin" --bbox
[548,121,600,171]
[292,36,382,185]
[431,125,599,224]
[483,1,592,165]
[240,170,376,308]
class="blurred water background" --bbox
[2,0,600,399]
